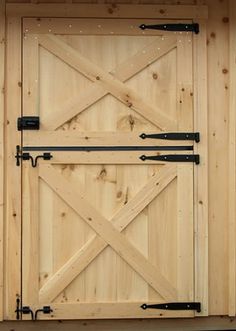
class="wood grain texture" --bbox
[6,4,208,18]
[38,35,177,130]
[39,165,177,303]
[0,0,5,322]
[39,164,178,302]
[228,0,236,317]
[193,19,208,316]
[1,317,236,331]
[5,16,21,320]
[207,0,229,316]
[38,34,176,131]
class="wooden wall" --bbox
[0,0,235,327]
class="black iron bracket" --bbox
[35,306,53,320]
[17,116,40,131]
[139,23,199,34]
[141,302,201,313]
[140,132,200,143]
[15,299,53,321]
[140,154,200,164]
[15,299,34,320]
[15,145,52,167]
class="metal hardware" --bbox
[139,23,199,34]
[140,154,200,164]
[22,145,193,152]
[15,298,21,320]
[15,145,52,167]
[141,302,201,313]
[17,116,40,131]
[15,298,34,320]
[140,132,200,143]
[15,299,53,321]
[35,306,53,320]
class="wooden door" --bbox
[21,18,197,319]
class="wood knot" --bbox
[222,68,228,74]
[128,115,135,130]
[222,17,229,23]
[108,8,113,14]
[97,167,107,180]
[159,9,165,14]
[152,73,158,80]
[96,76,100,80]
[210,32,216,39]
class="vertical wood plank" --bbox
[22,164,39,311]
[206,0,229,315]
[23,34,39,117]
[176,34,194,302]
[0,0,5,322]
[5,16,22,320]
[228,0,236,317]
[193,19,208,316]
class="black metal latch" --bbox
[141,302,201,313]
[139,23,199,34]
[15,299,34,320]
[15,145,52,167]
[17,116,40,131]
[15,299,53,320]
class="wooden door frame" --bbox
[0,0,5,322]
[228,0,236,317]
[4,3,208,320]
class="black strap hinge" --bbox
[141,302,201,313]
[17,116,40,131]
[140,132,200,143]
[139,23,199,34]
[140,154,200,164]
